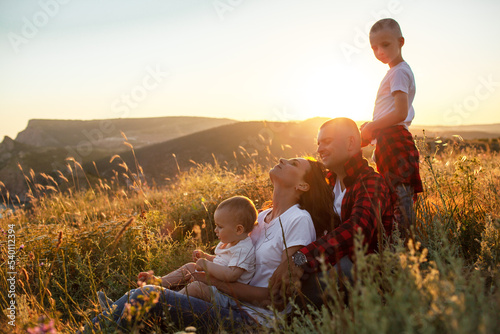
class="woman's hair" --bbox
[299,157,340,238]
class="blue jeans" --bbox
[90,285,257,333]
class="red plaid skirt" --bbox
[373,125,423,193]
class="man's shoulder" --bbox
[350,167,390,193]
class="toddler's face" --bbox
[369,28,404,66]
[213,208,242,244]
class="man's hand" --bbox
[268,256,304,310]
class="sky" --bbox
[1,0,500,139]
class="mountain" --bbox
[88,119,324,183]
[1,116,236,201]
[1,117,499,202]
[410,124,500,140]
[15,116,236,150]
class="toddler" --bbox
[99,196,257,309]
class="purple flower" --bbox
[19,244,25,251]
[27,318,56,334]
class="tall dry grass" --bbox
[0,138,498,333]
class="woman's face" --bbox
[269,158,311,189]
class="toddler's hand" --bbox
[137,270,159,287]
[192,249,204,262]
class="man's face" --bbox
[316,125,349,171]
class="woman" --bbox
[88,157,336,333]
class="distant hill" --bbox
[410,124,500,139]
[1,116,236,200]
[88,119,326,183]
[15,116,236,155]
[1,117,499,202]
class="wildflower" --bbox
[19,244,25,251]
[27,317,56,334]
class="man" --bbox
[269,117,394,306]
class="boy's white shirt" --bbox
[241,204,316,326]
[212,236,255,284]
[373,61,416,129]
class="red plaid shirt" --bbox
[300,151,394,271]
[373,125,423,193]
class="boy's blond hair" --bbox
[216,196,257,233]
[370,18,403,38]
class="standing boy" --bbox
[360,18,423,236]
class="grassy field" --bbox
[0,138,499,333]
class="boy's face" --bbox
[369,28,404,67]
[214,208,243,244]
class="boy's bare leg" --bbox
[159,262,197,288]
[179,281,212,302]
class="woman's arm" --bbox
[192,272,271,308]
[193,245,304,308]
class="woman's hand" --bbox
[195,258,208,271]
[191,271,208,284]
[191,271,221,287]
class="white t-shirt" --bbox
[373,61,416,129]
[213,236,255,284]
[333,178,346,218]
[241,204,316,325]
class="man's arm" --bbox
[361,91,408,141]
[268,245,304,310]
[300,176,391,271]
